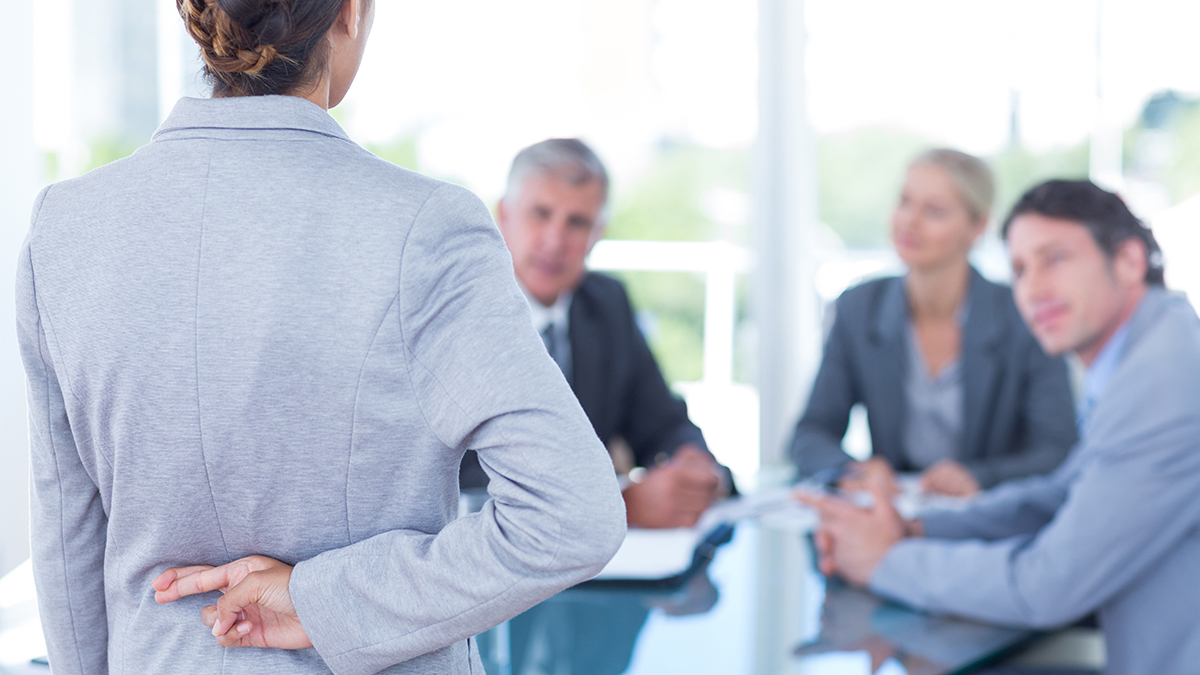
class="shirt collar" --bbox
[517,281,572,333]
[1081,318,1133,408]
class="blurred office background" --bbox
[3,0,1200,578]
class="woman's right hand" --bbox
[153,555,312,650]
[838,457,900,498]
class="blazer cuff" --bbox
[963,461,1000,489]
[867,539,925,608]
[669,425,709,455]
[291,558,366,675]
[915,508,975,540]
[644,427,708,466]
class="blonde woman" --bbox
[790,149,1077,496]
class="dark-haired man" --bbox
[802,180,1200,675]
[461,138,730,528]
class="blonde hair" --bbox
[910,148,995,224]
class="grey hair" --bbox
[505,138,610,220]
[910,148,995,224]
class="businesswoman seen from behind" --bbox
[790,149,1077,496]
[16,1,625,673]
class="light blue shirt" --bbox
[1077,319,1132,433]
[902,324,963,470]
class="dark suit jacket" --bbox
[790,268,1077,488]
[462,272,708,488]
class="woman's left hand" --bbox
[153,555,312,650]
[919,459,980,497]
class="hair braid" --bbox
[178,0,285,78]
[176,0,345,97]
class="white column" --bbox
[702,264,737,386]
[1089,0,1123,191]
[0,0,39,577]
[754,0,820,471]
[157,0,207,120]
[158,0,185,122]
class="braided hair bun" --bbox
[177,0,344,97]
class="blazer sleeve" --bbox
[918,470,1068,541]
[614,288,708,468]
[789,298,860,477]
[962,342,1077,488]
[18,187,111,675]
[288,184,626,675]
[872,362,1200,629]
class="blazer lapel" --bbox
[568,287,607,435]
[961,269,1004,459]
[1118,287,1170,359]
[867,278,910,460]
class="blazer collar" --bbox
[567,276,605,413]
[870,276,909,344]
[152,96,351,142]
[1117,286,1173,360]
[869,267,998,346]
[960,267,1006,353]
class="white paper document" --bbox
[590,477,972,582]
[593,528,702,580]
[894,474,973,520]
[593,489,822,581]
[699,487,819,534]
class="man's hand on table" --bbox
[797,471,912,587]
[153,555,312,650]
[624,444,723,529]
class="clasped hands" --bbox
[153,554,311,650]
[624,444,726,529]
[151,446,725,648]
[797,460,921,588]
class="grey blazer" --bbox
[16,96,625,675]
[871,288,1200,675]
[790,269,1077,487]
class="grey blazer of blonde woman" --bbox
[790,268,1077,487]
[16,96,625,675]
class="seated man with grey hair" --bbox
[460,138,730,528]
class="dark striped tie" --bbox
[541,322,559,367]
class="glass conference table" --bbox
[0,501,1035,675]
[475,518,1035,675]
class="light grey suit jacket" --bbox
[870,287,1200,675]
[16,96,626,675]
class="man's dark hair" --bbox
[1001,179,1165,286]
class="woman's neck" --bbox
[906,260,971,322]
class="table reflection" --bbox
[481,555,721,675]
[797,578,1032,675]
[0,519,1031,675]
[478,521,1033,675]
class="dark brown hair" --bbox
[1001,179,1165,286]
[178,0,344,97]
